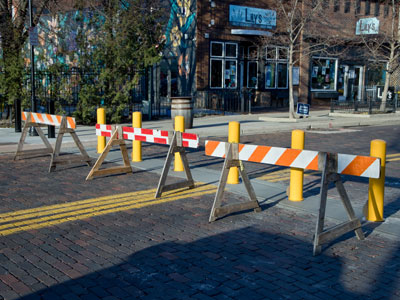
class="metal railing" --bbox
[22,69,170,120]
[331,86,398,114]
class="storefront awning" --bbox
[231,29,272,36]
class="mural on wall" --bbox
[24,9,97,70]
[164,0,196,96]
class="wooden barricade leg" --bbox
[86,126,132,180]
[155,131,195,198]
[209,143,261,222]
[313,153,365,256]
[49,116,92,172]
[14,114,53,160]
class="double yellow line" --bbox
[0,184,216,237]
[387,153,400,162]
[257,169,319,182]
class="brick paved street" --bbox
[0,137,400,300]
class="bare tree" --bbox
[357,0,400,111]
[260,0,342,119]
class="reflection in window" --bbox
[210,59,223,88]
[247,61,258,88]
[311,57,337,91]
[211,42,223,57]
[225,43,237,58]
[277,63,288,88]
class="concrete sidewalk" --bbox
[1,109,399,153]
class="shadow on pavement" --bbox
[18,227,400,299]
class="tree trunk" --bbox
[380,72,391,112]
[288,44,295,119]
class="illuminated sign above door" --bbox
[229,5,276,29]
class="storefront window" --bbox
[265,46,288,89]
[366,65,386,86]
[310,57,337,91]
[210,41,238,89]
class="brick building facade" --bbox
[192,0,399,111]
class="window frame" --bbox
[265,46,289,89]
[209,41,239,89]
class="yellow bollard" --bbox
[368,139,386,222]
[132,112,142,162]
[174,116,185,172]
[97,108,106,153]
[289,130,305,201]
[227,121,240,184]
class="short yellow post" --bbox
[289,130,305,201]
[174,115,185,172]
[227,121,240,184]
[97,108,106,153]
[132,112,142,162]
[368,139,386,222]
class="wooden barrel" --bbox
[171,96,193,129]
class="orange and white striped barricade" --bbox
[88,124,199,198]
[86,125,132,180]
[205,140,381,255]
[15,112,92,172]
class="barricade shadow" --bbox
[192,120,263,130]
[17,227,400,299]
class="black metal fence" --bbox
[23,69,170,120]
[330,86,398,114]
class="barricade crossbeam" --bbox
[205,141,380,179]
[22,111,76,129]
[95,124,199,149]
[205,140,381,255]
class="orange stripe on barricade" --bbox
[22,112,27,121]
[56,115,62,124]
[275,149,301,166]
[205,141,221,156]
[341,156,376,177]
[248,145,271,162]
[306,155,319,171]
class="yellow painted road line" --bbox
[0,185,213,230]
[387,153,400,157]
[0,184,213,222]
[0,185,216,236]
[0,189,157,222]
[387,157,400,162]
[0,189,157,219]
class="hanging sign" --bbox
[356,17,379,35]
[229,5,276,29]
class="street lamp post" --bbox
[29,0,38,136]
